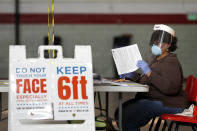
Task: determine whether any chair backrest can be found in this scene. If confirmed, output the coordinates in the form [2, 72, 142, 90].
[191, 78, 197, 102]
[191, 78, 197, 116]
[185, 75, 195, 102]
[185, 75, 194, 97]
[184, 75, 197, 116]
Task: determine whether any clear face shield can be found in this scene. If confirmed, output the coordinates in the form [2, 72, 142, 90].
[150, 30, 173, 55]
[150, 30, 173, 48]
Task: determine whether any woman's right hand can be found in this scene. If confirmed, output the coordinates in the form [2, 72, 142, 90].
[119, 72, 135, 79]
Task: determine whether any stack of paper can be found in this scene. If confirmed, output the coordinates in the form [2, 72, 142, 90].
[112, 44, 142, 75]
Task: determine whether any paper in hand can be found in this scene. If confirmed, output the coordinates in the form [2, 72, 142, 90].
[112, 44, 142, 75]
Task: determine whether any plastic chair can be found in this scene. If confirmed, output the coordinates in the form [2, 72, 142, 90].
[148, 75, 195, 131]
[160, 76, 197, 131]
[185, 75, 195, 98]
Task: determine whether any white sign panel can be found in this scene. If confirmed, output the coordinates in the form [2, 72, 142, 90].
[9, 45, 95, 131]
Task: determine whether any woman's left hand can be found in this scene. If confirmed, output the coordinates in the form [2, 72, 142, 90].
[136, 60, 151, 75]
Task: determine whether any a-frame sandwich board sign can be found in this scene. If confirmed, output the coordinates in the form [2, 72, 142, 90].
[9, 45, 95, 131]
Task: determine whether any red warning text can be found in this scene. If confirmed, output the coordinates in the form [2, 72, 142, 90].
[58, 76, 88, 100]
[16, 79, 47, 94]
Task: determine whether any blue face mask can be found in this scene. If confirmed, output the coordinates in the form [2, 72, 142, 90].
[151, 44, 162, 55]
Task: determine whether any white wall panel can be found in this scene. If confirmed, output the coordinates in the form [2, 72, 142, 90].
[1, 1, 197, 14]
[20, 2, 197, 14]
[0, 25, 14, 78]
[20, 2, 112, 14]
[112, 2, 186, 14]
[0, 1, 14, 13]
[183, 2, 197, 13]
[18, 0, 197, 2]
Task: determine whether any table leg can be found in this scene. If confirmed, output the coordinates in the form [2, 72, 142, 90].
[0, 92, 2, 121]
[98, 92, 103, 116]
[106, 92, 109, 117]
[119, 92, 123, 131]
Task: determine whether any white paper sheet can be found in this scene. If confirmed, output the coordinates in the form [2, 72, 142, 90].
[112, 44, 142, 75]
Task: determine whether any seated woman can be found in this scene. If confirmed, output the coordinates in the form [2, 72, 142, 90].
[115, 24, 189, 131]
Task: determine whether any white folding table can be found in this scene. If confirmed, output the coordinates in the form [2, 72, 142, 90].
[94, 83, 149, 131]
[0, 80, 9, 92]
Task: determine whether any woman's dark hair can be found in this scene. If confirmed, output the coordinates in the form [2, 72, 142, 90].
[168, 36, 178, 52]
[149, 30, 178, 52]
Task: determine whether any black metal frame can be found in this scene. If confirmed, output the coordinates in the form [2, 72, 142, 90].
[0, 93, 1, 120]
[94, 92, 109, 118]
[15, 0, 20, 45]
[148, 117, 162, 131]
[149, 117, 197, 131]
[163, 121, 197, 131]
